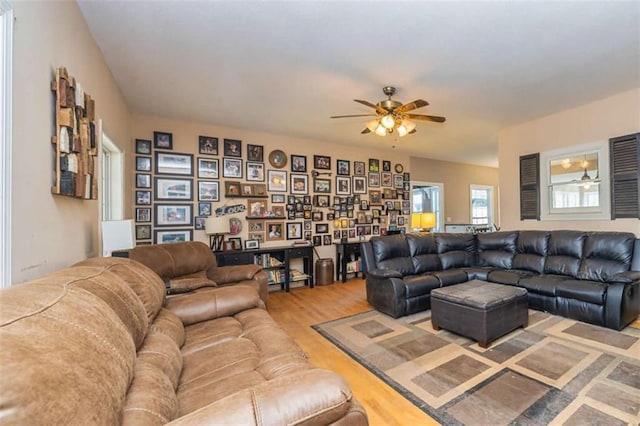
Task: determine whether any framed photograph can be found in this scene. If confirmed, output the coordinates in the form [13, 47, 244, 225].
[154, 229, 193, 244]
[286, 222, 302, 240]
[252, 183, 267, 196]
[198, 202, 212, 216]
[136, 173, 151, 188]
[369, 158, 380, 172]
[323, 235, 332, 246]
[312, 211, 323, 221]
[336, 176, 351, 195]
[222, 158, 243, 178]
[381, 172, 392, 187]
[194, 216, 206, 230]
[313, 235, 322, 246]
[228, 237, 242, 251]
[249, 221, 264, 233]
[246, 161, 265, 182]
[394, 174, 404, 189]
[271, 194, 285, 203]
[245, 239, 260, 250]
[198, 181, 219, 201]
[154, 131, 173, 150]
[197, 158, 218, 179]
[271, 205, 285, 217]
[313, 178, 331, 194]
[247, 144, 263, 162]
[368, 172, 380, 188]
[154, 177, 193, 201]
[135, 139, 152, 154]
[136, 156, 152, 172]
[266, 221, 284, 241]
[155, 151, 193, 176]
[135, 190, 151, 205]
[353, 176, 367, 194]
[248, 233, 264, 243]
[135, 224, 151, 240]
[315, 223, 329, 234]
[337, 159, 350, 176]
[224, 181, 241, 196]
[291, 155, 307, 172]
[314, 155, 331, 170]
[354, 161, 366, 176]
[154, 204, 193, 227]
[383, 160, 391, 172]
[199, 136, 218, 155]
[314, 194, 330, 207]
[248, 199, 268, 218]
[242, 183, 253, 196]
[267, 170, 287, 192]
[369, 190, 382, 205]
[290, 173, 308, 195]
[135, 207, 151, 223]
[223, 139, 242, 157]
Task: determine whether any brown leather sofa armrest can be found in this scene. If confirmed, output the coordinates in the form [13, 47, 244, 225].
[207, 264, 263, 284]
[165, 285, 264, 326]
[166, 369, 368, 425]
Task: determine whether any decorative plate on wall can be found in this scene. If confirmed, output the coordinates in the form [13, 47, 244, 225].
[269, 150, 288, 169]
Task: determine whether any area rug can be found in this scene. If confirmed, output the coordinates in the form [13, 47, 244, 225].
[313, 310, 640, 425]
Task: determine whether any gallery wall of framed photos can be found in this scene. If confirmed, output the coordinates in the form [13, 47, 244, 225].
[130, 114, 412, 259]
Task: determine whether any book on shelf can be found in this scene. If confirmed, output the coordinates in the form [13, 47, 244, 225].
[254, 253, 283, 268]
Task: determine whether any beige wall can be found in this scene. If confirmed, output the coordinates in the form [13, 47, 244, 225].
[409, 156, 500, 226]
[11, 2, 130, 283]
[498, 88, 640, 236]
[130, 114, 412, 261]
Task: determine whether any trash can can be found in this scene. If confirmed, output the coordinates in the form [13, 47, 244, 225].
[315, 258, 335, 285]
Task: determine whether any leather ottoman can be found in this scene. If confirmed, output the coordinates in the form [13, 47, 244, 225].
[431, 280, 528, 348]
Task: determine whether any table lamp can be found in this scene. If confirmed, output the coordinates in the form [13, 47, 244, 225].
[411, 212, 436, 232]
[101, 220, 134, 256]
[205, 217, 230, 251]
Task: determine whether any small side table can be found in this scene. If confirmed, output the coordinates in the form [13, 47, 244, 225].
[334, 242, 364, 283]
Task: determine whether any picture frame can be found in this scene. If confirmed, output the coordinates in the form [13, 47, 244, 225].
[135, 207, 151, 223]
[247, 199, 268, 218]
[223, 139, 242, 157]
[354, 161, 366, 176]
[197, 158, 219, 179]
[271, 194, 285, 203]
[154, 177, 193, 201]
[246, 161, 265, 182]
[242, 183, 253, 196]
[252, 183, 267, 196]
[312, 211, 323, 221]
[228, 237, 242, 251]
[336, 176, 351, 195]
[154, 204, 193, 227]
[136, 173, 151, 188]
[291, 155, 307, 172]
[154, 229, 193, 244]
[313, 194, 330, 207]
[267, 170, 287, 192]
[155, 151, 193, 176]
[369, 190, 382, 205]
[198, 136, 218, 155]
[153, 131, 173, 150]
[314, 155, 331, 170]
[135, 224, 152, 240]
[245, 239, 260, 250]
[368, 158, 380, 172]
[368, 172, 380, 188]
[290, 173, 308, 195]
[198, 180, 219, 201]
[286, 222, 303, 240]
[136, 156, 152, 172]
[323, 235, 332, 246]
[265, 221, 284, 241]
[315, 223, 329, 233]
[135, 139, 152, 155]
[313, 178, 331, 193]
[249, 221, 264, 232]
[382, 160, 391, 172]
[271, 205, 285, 217]
[337, 159, 350, 176]
[247, 144, 264, 162]
[394, 174, 404, 189]
[268, 150, 288, 168]
[224, 181, 241, 196]
[381, 172, 392, 187]
[198, 202, 212, 216]
[194, 216, 206, 230]
[313, 235, 322, 246]
[222, 158, 243, 178]
[248, 233, 264, 243]
[135, 190, 151, 205]
[353, 176, 367, 194]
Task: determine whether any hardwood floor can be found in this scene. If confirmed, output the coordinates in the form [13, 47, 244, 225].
[268, 278, 439, 426]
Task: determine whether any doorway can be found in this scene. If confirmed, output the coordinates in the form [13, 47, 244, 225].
[411, 181, 444, 232]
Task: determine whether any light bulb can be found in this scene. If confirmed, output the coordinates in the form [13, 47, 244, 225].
[374, 124, 387, 136]
[380, 114, 395, 130]
[397, 125, 408, 137]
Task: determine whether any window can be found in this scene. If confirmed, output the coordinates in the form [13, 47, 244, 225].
[470, 185, 493, 226]
[1, 2, 13, 287]
[100, 132, 124, 221]
[411, 182, 444, 232]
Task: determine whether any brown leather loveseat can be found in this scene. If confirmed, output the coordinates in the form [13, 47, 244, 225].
[0, 256, 368, 425]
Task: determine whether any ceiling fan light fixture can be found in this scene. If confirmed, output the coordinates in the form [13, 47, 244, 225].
[380, 114, 395, 130]
[374, 124, 387, 136]
[366, 120, 379, 132]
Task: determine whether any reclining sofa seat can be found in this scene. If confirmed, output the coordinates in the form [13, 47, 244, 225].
[362, 230, 640, 330]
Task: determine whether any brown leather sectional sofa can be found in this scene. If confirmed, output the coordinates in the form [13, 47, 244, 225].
[0, 250, 368, 424]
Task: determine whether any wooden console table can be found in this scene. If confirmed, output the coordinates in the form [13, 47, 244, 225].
[334, 242, 364, 283]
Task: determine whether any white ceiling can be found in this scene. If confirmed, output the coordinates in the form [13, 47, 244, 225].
[78, 1, 640, 168]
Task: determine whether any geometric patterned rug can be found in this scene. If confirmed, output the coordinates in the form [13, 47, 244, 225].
[313, 310, 640, 425]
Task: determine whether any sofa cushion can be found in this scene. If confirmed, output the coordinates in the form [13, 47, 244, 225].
[150, 308, 186, 348]
[544, 231, 586, 277]
[434, 269, 469, 286]
[436, 233, 476, 269]
[556, 279, 608, 305]
[128, 241, 217, 281]
[402, 274, 441, 297]
[371, 235, 414, 275]
[487, 269, 534, 285]
[577, 232, 636, 282]
[518, 274, 569, 296]
[407, 233, 442, 274]
[512, 231, 549, 273]
[123, 362, 179, 425]
[477, 231, 518, 269]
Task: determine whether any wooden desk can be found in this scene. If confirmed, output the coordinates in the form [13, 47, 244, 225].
[334, 242, 364, 283]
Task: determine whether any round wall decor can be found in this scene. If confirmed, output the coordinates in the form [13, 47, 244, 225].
[395, 163, 404, 173]
[269, 150, 288, 169]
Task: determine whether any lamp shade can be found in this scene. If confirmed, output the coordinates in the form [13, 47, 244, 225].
[205, 217, 230, 235]
[411, 212, 436, 230]
[101, 220, 134, 256]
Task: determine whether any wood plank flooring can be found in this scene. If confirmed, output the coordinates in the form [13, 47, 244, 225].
[268, 277, 640, 425]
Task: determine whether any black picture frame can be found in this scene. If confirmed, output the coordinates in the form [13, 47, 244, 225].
[291, 155, 307, 172]
[136, 156, 152, 172]
[154, 177, 193, 201]
[135, 207, 151, 223]
[354, 161, 366, 176]
[223, 139, 242, 157]
[337, 159, 350, 175]
[198, 202, 212, 216]
[222, 158, 243, 178]
[198, 180, 220, 201]
[198, 136, 218, 155]
[155, 151, 194, 176]
[369, 158, 380, 172]
[197, 157, 219, 179]
[135, 190, 151, 205]
[286, 222, 303, 240]
[313, 178, 331, 193]
[154, 203, 194, 227]
[136, 173, 151, 188]
[135, 224, 152, 240]
[135, 139, 151, 154]
[247, 144, 263, 162]
[154, 229, 193, 244]
[153, 131, 173, 149]
[314, 155, 331, 170]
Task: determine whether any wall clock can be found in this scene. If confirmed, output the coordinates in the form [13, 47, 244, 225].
[269, 150, 288, 169]
[395, 163, 404, 173]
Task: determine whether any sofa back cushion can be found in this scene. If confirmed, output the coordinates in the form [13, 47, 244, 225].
[407, 233, 442, 274]
[544, 230, 586, 277]
[436, 233, 476, 269]
[370, 235, 414, 275]
[512, 231, 549, 273]
[477, 231, 518, 269]
[577, 232, 636, 282]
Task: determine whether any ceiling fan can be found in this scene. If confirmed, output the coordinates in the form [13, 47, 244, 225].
[330, 86, 446, 137]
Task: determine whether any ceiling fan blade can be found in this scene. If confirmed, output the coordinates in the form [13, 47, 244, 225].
[396, 99, 429, 113]
[408, 129, 417, 134]
[361, 128, 371, 134]
[354, 99, 387, 115]
[407, 113, 446, 123]
[330, 114, 377, 119]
